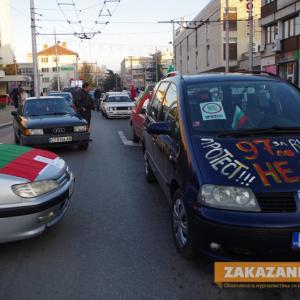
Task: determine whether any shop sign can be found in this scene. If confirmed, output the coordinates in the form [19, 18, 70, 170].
[276, 51, 299, 63]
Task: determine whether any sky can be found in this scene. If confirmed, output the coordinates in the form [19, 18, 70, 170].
[9, 0, 209, 71]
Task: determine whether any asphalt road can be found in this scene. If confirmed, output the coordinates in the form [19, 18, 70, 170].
[0, 113, 299, 300]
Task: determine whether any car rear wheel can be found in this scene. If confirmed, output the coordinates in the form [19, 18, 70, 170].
[14, 132, 20, 144]
[144, 155, 156, 183]
[132, 127, 140, 143]
[172, 189, 197, 259]
[78, 142, 89, 151]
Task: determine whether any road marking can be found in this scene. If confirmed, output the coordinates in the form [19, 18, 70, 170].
[118, 131, 141, 147]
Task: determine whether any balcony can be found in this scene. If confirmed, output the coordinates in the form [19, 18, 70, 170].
[261, 1, 277, 18]
[282, 35, 300, 52]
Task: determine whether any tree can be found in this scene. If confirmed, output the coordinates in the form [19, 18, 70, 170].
[103, 69, 120, 92]
[78, 62, 94, 86]
[4, 63, 18, 75]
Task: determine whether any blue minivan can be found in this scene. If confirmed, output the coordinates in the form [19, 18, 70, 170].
[143, 72, 300, 260]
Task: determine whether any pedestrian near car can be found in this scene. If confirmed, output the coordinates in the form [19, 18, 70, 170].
[10, 83, 22, 109]
[73, 82, 95, 126]
[94, 88, 101, 112]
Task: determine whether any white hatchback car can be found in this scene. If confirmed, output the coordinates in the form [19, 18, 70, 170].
[101, 92, 134, 118]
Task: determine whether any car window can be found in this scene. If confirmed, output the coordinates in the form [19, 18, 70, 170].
[23, 98, 75, 116]
[149, 81, 169, 121]
[161, 83, 177, 121]
[186, 80, 300, 133]
[166, 101, 180, 139]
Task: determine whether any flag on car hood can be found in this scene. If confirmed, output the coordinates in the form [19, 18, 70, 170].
[0, 144, 58, 181]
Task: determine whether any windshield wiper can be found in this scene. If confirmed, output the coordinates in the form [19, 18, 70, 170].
[217, 126, 300, 137]
[44, 112, 73, 115]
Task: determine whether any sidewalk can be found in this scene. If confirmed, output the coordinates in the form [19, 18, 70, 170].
[0, 106, 14, 128]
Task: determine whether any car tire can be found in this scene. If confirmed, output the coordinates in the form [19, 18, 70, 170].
[14, 132, 20, 144]
[132, 128, 140, 143]
[78, 142, 89, 151]
[144, 155, 156, 183]
[171, 189, 197, 259]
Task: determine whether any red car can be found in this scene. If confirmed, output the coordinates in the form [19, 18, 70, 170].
[130, 90, 151, 142]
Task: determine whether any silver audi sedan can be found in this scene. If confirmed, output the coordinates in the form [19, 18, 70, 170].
[0, 143, 74, 242]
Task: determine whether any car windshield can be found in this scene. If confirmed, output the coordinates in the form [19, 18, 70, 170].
[23, 98, 75, 116]
[107, 96, 131, 102]
[186, 80, 300, 134]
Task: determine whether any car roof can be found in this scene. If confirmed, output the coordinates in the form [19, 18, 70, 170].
[170, 73, 281, 84]
[26, 96, 65, 101]
[106, 92, 129, 97]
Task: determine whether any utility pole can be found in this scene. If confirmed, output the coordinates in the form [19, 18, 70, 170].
[172, 20, 176, 69]
[225, 0, 230, 73]
[249, 0, 253, 71]
[54, 29, 61, 91]
[30, 0, 40, 97]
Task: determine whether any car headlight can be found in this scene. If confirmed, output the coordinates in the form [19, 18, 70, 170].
[12, 180, 59, 198]
[198, 184, 260, 212]
[74, 125, 87, 132]
[24, 128, 44, 135]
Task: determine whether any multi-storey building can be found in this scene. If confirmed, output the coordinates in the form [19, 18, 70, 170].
[174, 0, 261, 74]
[37, 43, 78, 93]
[260, 0, 300, 85]
[120, 49, 173, 89]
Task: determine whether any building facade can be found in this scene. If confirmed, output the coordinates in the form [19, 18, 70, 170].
[174, 0, 261, 74]
[37, 43, 78, 93]
[120, 49, 173, 89]
[260, 0, 300, 86]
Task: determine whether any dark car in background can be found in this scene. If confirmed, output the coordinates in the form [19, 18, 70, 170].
[12, 96, 90, 150]
[143, 72, 300, 260]
[48, 92, 73, 104]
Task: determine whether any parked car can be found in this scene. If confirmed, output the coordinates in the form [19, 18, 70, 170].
[12, 96, 90, 150]
[143, 72, 300, 260]
[0, 143, 74, 242]
[130, 89, 152, 142]
[101, 92, 134, 118]
[48, 92, 73, 104]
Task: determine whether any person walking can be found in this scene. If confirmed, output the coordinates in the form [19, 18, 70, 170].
[10, 83, 22, 109]
[94, 87, 101, 112]
[73, 82, 95, 126]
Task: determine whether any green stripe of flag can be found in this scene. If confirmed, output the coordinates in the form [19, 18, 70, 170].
[0, 144, 32, 169]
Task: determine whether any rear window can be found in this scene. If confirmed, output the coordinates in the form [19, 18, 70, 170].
[186, 80, 300, 133]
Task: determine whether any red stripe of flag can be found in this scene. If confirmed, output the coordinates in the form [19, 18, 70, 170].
[0, 149, 58, 181]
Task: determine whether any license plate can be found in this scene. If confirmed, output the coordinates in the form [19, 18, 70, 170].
[49, 136, 72, 143]
[292, 232, 300, 249]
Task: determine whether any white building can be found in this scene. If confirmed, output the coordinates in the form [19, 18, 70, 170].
[0, 0, 25, 94]
[174, 0, 261, 74]
[37, 43, 78, 93]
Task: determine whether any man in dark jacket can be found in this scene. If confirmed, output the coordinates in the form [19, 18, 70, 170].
[11, 83, 22, 109]
[74, 82, 95, 126]
[94, 88, 101, 112]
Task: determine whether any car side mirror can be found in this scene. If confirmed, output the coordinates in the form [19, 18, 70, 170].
[146, 121, 171, 135]
[11, 111, 18, 117]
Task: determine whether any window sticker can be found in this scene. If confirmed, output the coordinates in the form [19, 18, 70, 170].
[200, 101, 226, 121]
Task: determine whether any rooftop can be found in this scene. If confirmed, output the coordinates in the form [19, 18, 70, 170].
[37, 44, 77, 57]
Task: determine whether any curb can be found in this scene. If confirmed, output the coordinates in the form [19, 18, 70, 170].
[0, 121, 12, 129]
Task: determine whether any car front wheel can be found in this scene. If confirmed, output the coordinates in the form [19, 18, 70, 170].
[144, 155, 156, 183]
[78, 142, 89, 151]
[172, 189, 197, 259]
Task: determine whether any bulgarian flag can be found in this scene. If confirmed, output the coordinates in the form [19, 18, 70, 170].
[232, 106, 249, 129]
[0, 144, 58, 181]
